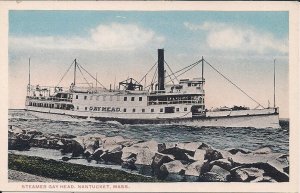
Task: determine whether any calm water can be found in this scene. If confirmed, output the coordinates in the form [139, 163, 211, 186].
[8, 109, 289, 154]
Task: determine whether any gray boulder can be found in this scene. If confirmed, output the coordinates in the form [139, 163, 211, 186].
[253, 147, 273, 154]
[225, 147, 252, 155]
[26, 129, 43, 136]
[210, 165, 231, 181]
[92, 148, 104, 161]
[99, 144, 123, 164]
[231, 162, 289, 182]
[251, 176, 277, 182]
[231, 167, 264, 182]
[205, 148, 223, 161]
[161, 147, 193, 161]
[199, 172, 227, 182]
[121, 157, 137, 170]
[152, 153, 175, 175]
[159, 160, 186, 181]
[177, 142, 203, 154]
[193, 149, 206, 161]
[185, 160, 210, 182]
[30, 136, 47, 148]
[210, 159, 233, 171]
[121, 146, 140, 162]
[135, 148, 156, 176]
[132, 140, 159, 153]
[102, 136, 126, 148]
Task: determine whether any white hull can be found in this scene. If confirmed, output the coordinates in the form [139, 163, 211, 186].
[25, 106, 280, 129]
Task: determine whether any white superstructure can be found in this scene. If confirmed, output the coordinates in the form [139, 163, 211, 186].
[25, 49, 280, 128]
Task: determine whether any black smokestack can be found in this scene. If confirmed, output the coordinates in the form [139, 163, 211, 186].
[158, 49, 165, 91]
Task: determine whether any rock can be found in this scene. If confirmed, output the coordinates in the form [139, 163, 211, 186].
[283, 166, 289, 174]
[185, 160, 210, 182]
[210, 165, 231, 181]
[92, 148, 104, 161]
[104, 144, 123, 153]
[161, 147, 193, 161]
[253, 147, 273, 154]
[177, 142, 203, 153]
[198, 142, 211, 150]
[193, 149, 206, 161]
[100, 144, 123, 164]
[152, 153, 175, 175]
[228, 152, 285, 166]
[205, 148, 223, 162]
[60, 139, 74, 154]
[232, 162, 289, 182]
[26, 129, 43, 136]
[231, 167, 264, 182]
[62, 156, 70, 161]
[228, 152, 289, 182]
[132, 140, 159, 153]
[251, 176, 277, 182]
[159, 160, 186, 181]
[100, 151, 122, 164]
[198, 172, 227, 182]
[157, 143, 166, 153]
[56, 140, 64, 148]
[225, 148, 252, 155]
[70, 139, 85, 157]
[48, 139, 62, 149]
[121, 157, 137, 170]
[31, 136, 47, 148]
[61, 134, 77, 139]
[135, 148, 156, 176]
[83, 138, 100, 157]
[102, 136, 126, 148]
[210, 159, 233, 171]
[121, 146, 140, 161]
[9, 126, 24, 135]
[269, 154, 289, 172]
[8, 134, 33, 151]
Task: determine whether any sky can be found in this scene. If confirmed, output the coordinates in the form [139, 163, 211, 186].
[8, 11, 289, 118]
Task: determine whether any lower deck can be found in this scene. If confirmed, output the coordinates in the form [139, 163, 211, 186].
[25, 106, 280, 128]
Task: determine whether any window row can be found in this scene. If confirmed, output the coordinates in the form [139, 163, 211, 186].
[75, 95, 143, 102]
[79, 107, 188, 113]
[28, 102, 74, 110]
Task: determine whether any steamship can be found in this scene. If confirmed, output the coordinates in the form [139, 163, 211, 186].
[25, 49, 280, 128]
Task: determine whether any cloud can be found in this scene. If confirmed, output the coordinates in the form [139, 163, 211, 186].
[184, 22, 288, 54]
[9, 23, 165, 51]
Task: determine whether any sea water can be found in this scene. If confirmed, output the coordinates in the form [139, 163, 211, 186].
[8, 109, 289, 154]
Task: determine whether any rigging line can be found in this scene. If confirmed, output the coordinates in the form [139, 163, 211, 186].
[164, 61, 179, 82]
[76, 63, 106, 89]
[77, 65, 92, 88]
[165, 70, 175, 85]
[203, 59, 265, 108]
[56, 60, 75, 87]
[147, 67, 158, 91]
[138, 62, 157, 84]
[165, 61, 200, 84]
[151, 67, 158, 85]
[164, 59, 202, 79]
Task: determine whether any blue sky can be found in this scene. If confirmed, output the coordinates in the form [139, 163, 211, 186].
[8, 11, 289, 118]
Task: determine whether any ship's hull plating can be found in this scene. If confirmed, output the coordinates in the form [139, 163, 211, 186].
[25, 107, 280, 129]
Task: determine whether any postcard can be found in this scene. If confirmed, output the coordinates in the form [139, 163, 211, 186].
[0, 1, 299, 192]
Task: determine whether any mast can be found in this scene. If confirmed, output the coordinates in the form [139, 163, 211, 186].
[202, 56, 204, 82]
[74, 59, 77, 86]
[273, 59, 276, 108]
[28, 57, 31, 95]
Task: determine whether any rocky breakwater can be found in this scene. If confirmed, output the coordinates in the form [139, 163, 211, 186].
[8, 125, 289, 182]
